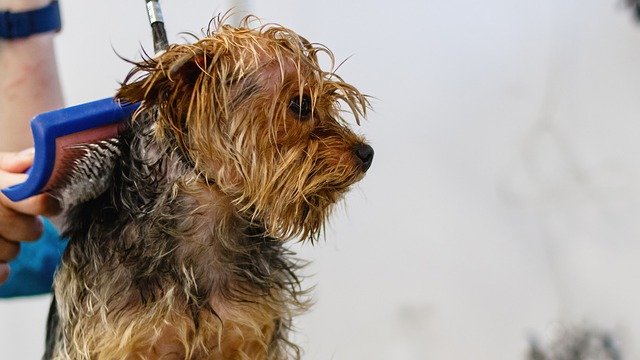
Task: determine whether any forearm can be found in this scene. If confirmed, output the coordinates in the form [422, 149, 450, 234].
[0, 0, 64, 151]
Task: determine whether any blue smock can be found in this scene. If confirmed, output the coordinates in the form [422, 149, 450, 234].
[0, 218, 66, 297]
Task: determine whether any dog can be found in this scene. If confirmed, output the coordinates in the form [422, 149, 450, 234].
[45, 17, 373, 360]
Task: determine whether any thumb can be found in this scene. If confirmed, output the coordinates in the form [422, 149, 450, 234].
[0, 148, 35, 173]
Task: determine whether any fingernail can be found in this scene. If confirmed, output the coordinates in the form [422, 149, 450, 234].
[19, 147, 35, 158]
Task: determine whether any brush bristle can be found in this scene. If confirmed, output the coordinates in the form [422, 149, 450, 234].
[51, 138, 121, 207]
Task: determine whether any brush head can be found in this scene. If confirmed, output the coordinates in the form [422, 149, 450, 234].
[1, 98, 139, 206]
[50, 138, 122, 207]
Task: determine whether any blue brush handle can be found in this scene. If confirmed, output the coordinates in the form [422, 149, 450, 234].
[1, 98, 140, 202]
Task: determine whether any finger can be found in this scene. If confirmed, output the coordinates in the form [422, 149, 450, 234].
[0, 149, 35, 173]
[0, 237, 20, 261]
[0, 170, 28, 189]
[0, 210, 43, 242]
[0, 192, 61, 217]
[0, 263, 8, 284]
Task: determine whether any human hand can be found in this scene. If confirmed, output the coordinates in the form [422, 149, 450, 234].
[0, 149, 61, 283]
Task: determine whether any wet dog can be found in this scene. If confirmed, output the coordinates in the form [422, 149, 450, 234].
[46, 17, 373, 359]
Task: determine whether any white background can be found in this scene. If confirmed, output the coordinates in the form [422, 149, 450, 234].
[3, 0, 640, 359]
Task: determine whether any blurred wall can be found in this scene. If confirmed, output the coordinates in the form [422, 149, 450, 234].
[2, 1, 640, 359]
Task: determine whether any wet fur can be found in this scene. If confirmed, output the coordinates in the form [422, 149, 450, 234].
[46, 17, 370, 360]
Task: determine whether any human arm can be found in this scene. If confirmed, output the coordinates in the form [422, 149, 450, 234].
[0, 0, 64, 151]
[0, 0, 65, 293]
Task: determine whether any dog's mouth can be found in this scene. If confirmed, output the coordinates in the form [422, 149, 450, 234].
[243, 177, 353, 241]
[209, 138, 372, 241]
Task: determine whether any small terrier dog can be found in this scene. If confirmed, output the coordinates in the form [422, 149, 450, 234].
[45, 18, 373, 359]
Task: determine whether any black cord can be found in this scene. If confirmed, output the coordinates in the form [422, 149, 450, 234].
[145, 0, 168, 53]
[150, 22, 168, 53]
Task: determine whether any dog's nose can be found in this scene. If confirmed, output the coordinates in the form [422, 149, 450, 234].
[354, 144, 374, 172]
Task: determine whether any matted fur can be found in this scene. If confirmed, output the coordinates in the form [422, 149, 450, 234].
[47, 16, 371, 360]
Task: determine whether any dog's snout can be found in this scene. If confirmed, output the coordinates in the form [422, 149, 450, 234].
[354, 144, 374, 172]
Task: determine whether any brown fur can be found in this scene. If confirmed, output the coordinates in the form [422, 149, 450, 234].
[48, 17, 372, 360]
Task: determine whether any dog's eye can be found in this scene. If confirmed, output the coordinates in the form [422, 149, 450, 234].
[288, 95, 312, 120]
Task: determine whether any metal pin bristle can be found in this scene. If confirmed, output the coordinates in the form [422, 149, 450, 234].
[53, 139, 122, 207]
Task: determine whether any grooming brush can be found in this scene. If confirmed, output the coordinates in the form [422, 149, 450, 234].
[1, 1, 169, 206]
[1, 98, 139, 205]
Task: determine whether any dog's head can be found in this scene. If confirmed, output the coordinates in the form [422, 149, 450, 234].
[118, 19, 373, 240]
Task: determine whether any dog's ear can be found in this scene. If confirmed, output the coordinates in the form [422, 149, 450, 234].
[117, 49, 212, 104]
[169, 50, 210, 86]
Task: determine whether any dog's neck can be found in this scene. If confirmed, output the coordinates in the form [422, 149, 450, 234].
[120, 112, 298, 304]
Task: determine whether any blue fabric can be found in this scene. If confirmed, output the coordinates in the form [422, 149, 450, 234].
[0, 218, 66, 298]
